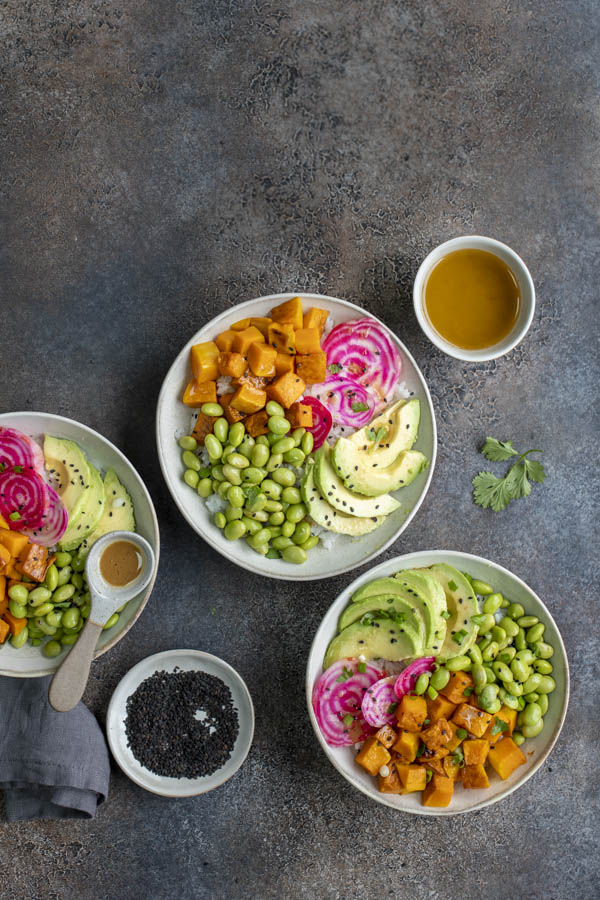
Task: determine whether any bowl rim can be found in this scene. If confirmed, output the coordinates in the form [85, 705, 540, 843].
[413, 235, 536, 362]
[106, 648, 255, 797]
[156, 291, 438, 581]
[305, 548, 570, 816]
[0, 410, 160, 677]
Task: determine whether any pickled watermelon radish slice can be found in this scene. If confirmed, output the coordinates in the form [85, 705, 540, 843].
[21, 483, 68, 546]
[312, 659, 384, 746]
[361, 675, 399, 727]
[300, 396, 332, 450]
[322, 318, 403, 402]
[310, 377, 376, 428]
[0, 467, 48, 531]
[394, 657, 436, 699]
[0, 427, 45, 476]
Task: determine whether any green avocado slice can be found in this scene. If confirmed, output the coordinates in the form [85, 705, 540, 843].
[426, 563, 479, 660]
[393, 569, 448, 654]
[59, 462, 105, 550]
[347, 397, 421, 467]
[323, 618, 419, 669]
[43, 436, 91, 530]
[301, 463, 386, 536]
[338, 594, 426, 648]
[351, 575, 444, 652]
[78, 469, 136, 555]
[332, 442, 428, 497]
[314, 444, 401, 517]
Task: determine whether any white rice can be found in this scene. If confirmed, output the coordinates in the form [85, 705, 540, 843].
[204, 494, 226, 514]
[216, 375, 233, 396]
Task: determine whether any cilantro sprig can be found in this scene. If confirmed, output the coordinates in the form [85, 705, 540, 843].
[473, 437, 546, 512]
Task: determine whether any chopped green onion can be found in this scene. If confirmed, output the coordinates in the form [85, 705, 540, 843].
[343, 713, 354, 727]
[453, 629, 468, 644]
[357, 662, 366, 673]
[456, 728, 468, 740]
[8, 511, 21, 521]
[448, 580, 458, 591]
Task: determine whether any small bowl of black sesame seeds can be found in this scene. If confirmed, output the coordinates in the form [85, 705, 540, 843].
[107, 649, 254, 797]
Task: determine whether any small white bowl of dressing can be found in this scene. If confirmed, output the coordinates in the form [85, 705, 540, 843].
[413, 236, 536, 362]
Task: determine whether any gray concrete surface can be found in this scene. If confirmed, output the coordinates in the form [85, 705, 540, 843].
[1, 0, 598, 897]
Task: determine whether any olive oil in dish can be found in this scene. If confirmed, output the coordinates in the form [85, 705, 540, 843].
[100, 539, 144, 586]
[424, 249, 521, 350]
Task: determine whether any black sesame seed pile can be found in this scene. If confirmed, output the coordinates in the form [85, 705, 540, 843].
[124, 668, 239, 779]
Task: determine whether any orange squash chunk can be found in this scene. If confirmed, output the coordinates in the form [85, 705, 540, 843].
[452, 703, 492, 738]
[463, 739, 490, 766]
[250, 317, 273, 338]
[0, 617, 10, 643]
[0, 576, 7, 616]
[392, 729, 420, 763]
[268, 322, 296, 355]
[3, 609, 27, 636]
[445, 720, 466, 753]
[271, 296, 303, 330]
[422, 773, 454, 807]
[182, 380, 217, 408]
[442, 755, 461, 781]
[190, 342, 219, 383]
[230, 318, 251, 331]
[396, 763, 427, 792]
[244, 411, 269, 437]
[16, 544, 50, 582]
[247, 342, 277, 377]
[192, 412, 217, 446]
[440, 671, 475, 705]
[0, 530, 29, 558]
[294, 327, 321, 355]
[0, 514, 9, 529]
[374, 724, 397, 749]
[462, 763, 490, 789]
[420, 717, 452, 751]
[355, 736, 391, 776]
[303, 307, 329, 335]
[422, 756, 446, 777]
[220, 394, 246, 425]
[218, 352, 247, 379]
[231, 326, 264, 355]
[482, 707, 518, 746]
[286, 403, 313, 428]
[426, 694, 457, 723]
[215, 330, 237, 352]
[266, 371, 305, 409]
[230, 383, 267, 414]
[378, 767, 405, 794]
[0, 544, 11, 570]
[488, 737, 526, 780]
[295, 351, 327, 384]
[396, 694, 428, 733]
[275, 352, 295, 375]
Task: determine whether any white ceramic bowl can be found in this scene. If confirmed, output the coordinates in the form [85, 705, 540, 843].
[306, 550, 569, 816]
[413, 236, 536, 362]
[106, 649, 255, 797]
[156, 293, 437, 581]
[0, 412, 160, 678]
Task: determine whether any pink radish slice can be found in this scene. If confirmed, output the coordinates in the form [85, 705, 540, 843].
[312, 659, 384, 746]
[311, 377, 376, 428]
[394, 657, 436, 699]
[0, 427, 45, 476]
[361, 675, 399, 727]
[300, 396, 332, 449]
[21, 483, 68, 546]
[322, 318, 403, 401]
[0, 468, 48, 531]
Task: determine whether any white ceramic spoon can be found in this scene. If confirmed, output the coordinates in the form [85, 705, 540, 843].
[48, 531, 155, 712]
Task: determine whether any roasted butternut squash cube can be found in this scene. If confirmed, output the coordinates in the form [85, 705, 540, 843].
[0, 530, 29, 558]
[355, 736, 391, 776]
[230, 383, 267, 414]
[0, 544, 11, 569]
[218, 351, 247, 379]
[374, 724, 397, 749]
[378, 767, 405, 794]
[192, 412, 217, 446]
[266, 371, 306, 409]
[452, 703, 492, 738]
[182, 380, 217, 408]
[244, 411, 269, 437]
[422, 756, 446, 776]
[295, 351, 327, 384]
[286, 403, 313, 428]
[417, 746, 449, 768]
[271, 295, 303, 330]
[462, 763, 490, 789]
[275, 352, 295, 375]
[426, 694, 457, 723]
[396, 695, 428, 733]
[190, 342, 219, 383]
[303, 306, 329, 335]
[445, 721, 467, 753]
[392, 729, 420, 763]
[0, 576, 7, 617]
[0, 514, 8, 529]
[215, 330, 237, 352]
[236, 372, 271, 391]
[231, 326, 264, 356]
[4, 564, 21, 579]
[420, 717, 452, 751]
[396, 763, 427, 792]
[294, 327, 321, 355]
[0, 617, 10, 644]
[463, 739, 490, 766]
[442, 755, 462, 780]
[440, 671, 475, 705]
[482, 707, 518, 746]
[231, 317, 251, 331]
[16, 544, 50, 582]
[488, 737, 526, 780]
[247, 342, 277, 377]
[220, 394, 246, 425]
[250, 317, 273, 338]
[3, 609, 27, 636]
[422, 774, 454, 807]
[268, 322, 296, 355]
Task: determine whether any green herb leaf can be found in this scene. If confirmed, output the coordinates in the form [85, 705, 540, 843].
[523, 457, 546, 484]
[472, 471, 515, 511]
[343, 713, 354, 727]
[451, 747, 464, 766]
[243, 484, 261, 504]
[441, 610, 451, 620]
[456, 728, 468, 740]
[481, 437, 519, 462]
[453, 629, 468, 644]
[8, 511, 21, 521]
[351, 401, 369, 413]
[387, 702, 398, 715]
[425, 769, 433, 783]
[357, 662, 366, 673]
[463, 686, 473, 696]
[491, 717, 509, 736]
[336, 666, 354, 683]
[13, 465, 23, 473]
[447, 580, 458, 591]
[328, 363, 343, 374]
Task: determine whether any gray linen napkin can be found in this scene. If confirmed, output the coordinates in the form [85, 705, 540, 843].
[0, 675, 110, 820]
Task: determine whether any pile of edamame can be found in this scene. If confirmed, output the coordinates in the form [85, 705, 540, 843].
[180, 400, 318, 564]
[5, 548, 124, 657]
[411, 576, 556, 746]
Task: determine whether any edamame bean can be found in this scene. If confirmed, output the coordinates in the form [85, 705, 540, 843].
[226, 486, 245, 508]
[498, 688, 520, 710]
[261, 479, 281, 499]
[482, 593, 503, 614]
[263, 500, 283, 512]
[266, 453, 283, 472]
[267, 432, 280, 446]
[445, 655, 471, 672]
[512, 732, 525, 746]
[270, 536, 292, 550]
[281, 521, 295, 538]
[8, 584, 30, 605]
[272, 468, 296, 487]
[81, 602, 90, 619]
[521, 673, 542, 695]
[521, 719, 544, 739]
[34, 602, 54, 618]
[57, 565, 73, 586]
[517, 614, 539, 628]
[55, 551, 72, 568]
[228, 422, 245, 447]
[534, 641, 554, 659]
[222, 464, 242, 485]
[253, 528, 272, 545]
[523, 692, 539, 703]
[500, 616, 520, 638]
[292, 521, 311, 545]
[283, 448, 305, 467]
[72, 573, 84, 591]
[427, 686, 438, 701]
[255, 435, 270, 447]
[221, 445, 235, 462]
[61, 633, 78, 646]
[500, 597, 510, 608]
[247, 509, 269, 522]
[225, 505, 243, 522]
[498, 647, 516, 663]
[479, 684, 500, 706]
[44, 564, 59, 592]
[510, 659, 530, 682]
[483, 697, 502, 714]
[266, 400, 285, 417]
[415, 673, 430, 695]
[282, 545, 307, 565]
[213, 418, 229, 444]
[184, 468, 199, 488]
[291, 428, 305, 446]
[430, 667, 451, 691]
[478, 637, 492, 655]
[286, 503, 307, 523]
[35, 617, 56, 636]
[515, 649, 535, 664]
[212, 465, 225, 482]
[301, 431, 314, 454]
[533, 659, 553, 675]
[472, 664, 487, 693]
[271, 437, 295, 455]
[506, 602, 524, 619]
[205, 434, 223, 460]
[242, 516, 261, 536]
[268, 416, 291, 436]
[61, 608, 80, 630]
[218, 481, 231, 499]
[471, 579, 494, 595]
[182, 449, 201, 472]
[228, 453, 250, 469]
[538, 694, 549, 715]
[9, 600, 27, 619]
[197, 478, 213, 498]
[281, 486, 302, 505]
[527, 623, 545, 643]
[300, 536, 319, 551]
[481, 641, 499, 662]
[536, 675, 555, 694]
[514, 627, 528, 651]
[472, 613, 495, 634]
[224, 521, 247, 541]
[45, 610, 63, 628]
[492, 660, 513, 683]
[251, 444, 270, 468]
[53, 584, 75, 603]
[243, 467, 267, 484]
[201, 402, 223, 416]
[269, 512, 285, 526]
[504, 679, 523, 697]
[214, 512, 226, 529]
[238, 436, 256, 459]
[103, 613, 120, 630]
[468, 644, 483, 665]
[490, 625, 507, 644]
[42, 638, 62, 657]
[247, 537, 267, 555]
[28, 586, 52, 607]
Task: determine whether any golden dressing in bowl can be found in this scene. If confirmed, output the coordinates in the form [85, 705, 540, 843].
[424, 249, 521, 350]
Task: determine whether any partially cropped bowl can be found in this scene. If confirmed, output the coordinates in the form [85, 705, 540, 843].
[306, 549, 569, 816]
[413, 235, 535, 362]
